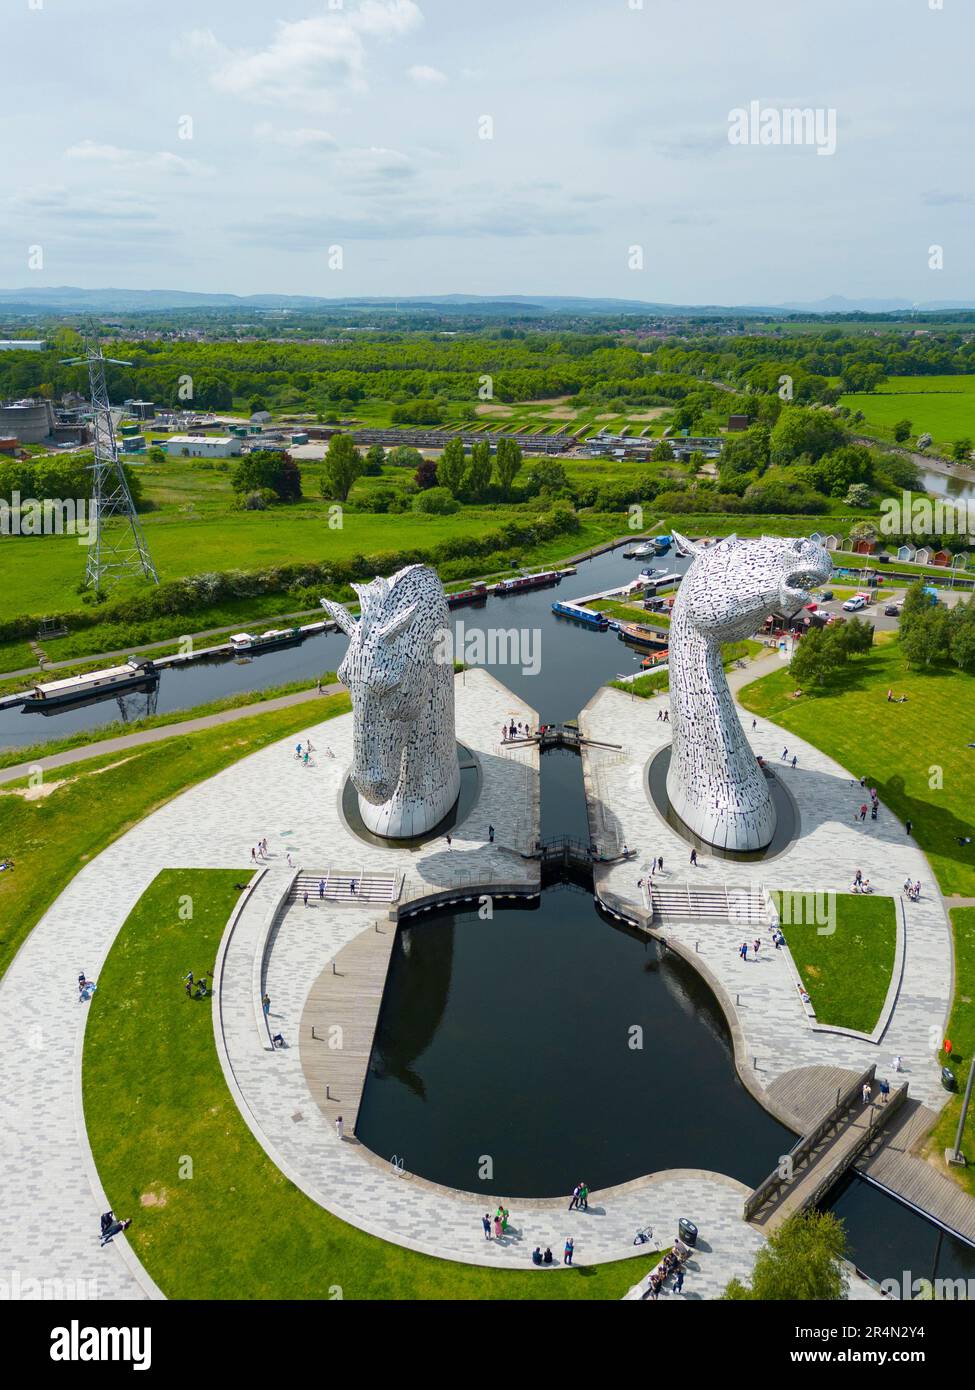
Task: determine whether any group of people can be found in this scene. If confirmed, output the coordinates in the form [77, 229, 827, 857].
[851, 777, 881, 823]
[780, 748, 799, 769]
[294, 739, 317, 766]
[532, 1239, 574, 1267]
[482, 1206, 511, 1240]
[567, 1182, 590, 1211]
[645, 1247, 686, 1300]
[738, 938, 763, 961]
[904, 877, 923, 901]
[862, 1078, 892, 1106]
[250, 838, 270, 863]
[655, 709, 670, 723]
[184, 970, 209, 999]
[99, 1210, 131, 1246]
[851, 869, 874, 894]
[501, 720, 534, 742]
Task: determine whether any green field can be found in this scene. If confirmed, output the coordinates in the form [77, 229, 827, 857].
[771, 893, 897, 1034]
[0, 693, 349, 979]
[738, 640, 975, 897]
[82, 868, 656, 1300]
[840, 375, 975, 455]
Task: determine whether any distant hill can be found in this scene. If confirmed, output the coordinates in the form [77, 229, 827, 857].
[0, 286, 973, 316]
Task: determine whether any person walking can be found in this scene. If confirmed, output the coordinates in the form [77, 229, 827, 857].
[878, 1077, 890, 1106]
[568, 1183, 581, 1211]
[579, 1183, 589, 1212]
[657, 856, 664, 873]
[488, 825, 495, 843]
[303, 890, 309, 908]
[319, 878, 325, 900]
[690, 848, 697, 866]
[906, 819, 913, 835]
[752, 937, 760, 958]
[335, 1115, 344, 1140]
[482, 1213, 492, 1240]
[791, 755, 798, 769]
[752, 718, 757, 730]
[251, 847, 257, 863]
[862, 1082, 872, 1106]
[739, 941, 748, 961]
[564, 1237, 574, 1266]
[673, 1266, 684, 1295]
[262, 993, 270, 1017]
[493, 1214, 503, 1240]
[781, 747, 788, 760]
[445, 834, 452, 851]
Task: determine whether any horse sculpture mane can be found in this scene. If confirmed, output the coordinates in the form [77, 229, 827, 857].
[666, 532, 832, 851]
[323, 564, 460, 839]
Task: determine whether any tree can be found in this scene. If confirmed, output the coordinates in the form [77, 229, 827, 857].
[894, 419, 912, 443]
[231, 450, 301, 503]
[248, 395, 269, 417]
[436, 436, 467, 496]
[147, 446, 166, 465]
[723, 1212, 847, 1300]
[789, 627, 839, 688]
[465, 440, 493, 498]
[950, 601, 975, 674]
[952, 437, 973, 462]
[900, 580, 934, 631]
[320, 434, 362, 502]
[650, 439, 675, 462]
[900, 606, 951, 668]
[363, 444, 385, 476]
[387, 445, 424, 470]
[770, 407, 847, 466]
[414, 458, 438, 490]
[413, 485, 459, 515]
[494, 437, 523, 494]
[844, 482, 872, 507]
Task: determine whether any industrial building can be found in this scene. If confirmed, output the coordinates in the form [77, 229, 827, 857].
[0, 398, 56, 443]
[0, 340, 46, 351]
[166, 434, 243, 458]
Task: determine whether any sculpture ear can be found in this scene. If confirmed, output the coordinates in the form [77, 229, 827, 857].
[321, 599, 358, 637]
[671, 530, 701, 556]
[377, 602, 419, 644]
[714, 532, 738, 550]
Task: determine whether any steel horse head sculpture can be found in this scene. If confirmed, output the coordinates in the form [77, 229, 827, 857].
[666, 532, 832, 851]
[323, 564, 460, 838]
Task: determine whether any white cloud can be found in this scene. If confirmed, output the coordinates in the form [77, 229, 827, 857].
[182, 3, 424, 112]
[408, 64, 447, 85]
[254, 123, 338, 151]
[64, 141, 209, 176]
[336, 146, 416, 183]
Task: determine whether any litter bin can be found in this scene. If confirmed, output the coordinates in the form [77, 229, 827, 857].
[941, 1066, 957, 1092]
[678, 1217, 698, 1247]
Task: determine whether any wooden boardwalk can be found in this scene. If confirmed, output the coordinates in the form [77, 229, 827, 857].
[767, 1064, 863, 1133]
[858, 1100, 975, 1245]
[298, 917, 397, 1136]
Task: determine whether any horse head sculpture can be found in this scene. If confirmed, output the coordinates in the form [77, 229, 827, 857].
[666, 533, 832, 851]
[323, 564, 460, 838]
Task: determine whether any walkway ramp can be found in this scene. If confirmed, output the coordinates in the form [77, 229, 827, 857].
[857, 1099, 975, 1246]
[746, 1066, 908, 1231]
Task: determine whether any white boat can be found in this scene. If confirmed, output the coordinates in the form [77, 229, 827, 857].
[624, 542, 655, 559]
[229, 627, 303, 654]
[23, 659, 158, 710]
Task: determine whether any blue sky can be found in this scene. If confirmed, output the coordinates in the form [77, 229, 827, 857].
[2, 0, 972, 303]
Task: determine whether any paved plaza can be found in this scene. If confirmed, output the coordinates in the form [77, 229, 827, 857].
[581, 678, 954, 1116]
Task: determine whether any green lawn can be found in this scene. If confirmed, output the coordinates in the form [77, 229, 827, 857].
[840, 375, 975, 456]
[82, 869, 654, 1300]
[738, 640, 975, 897]
[0, 694, 349, 980]
[771, 892, 897, 1034]
[924, 907, 975, 1192]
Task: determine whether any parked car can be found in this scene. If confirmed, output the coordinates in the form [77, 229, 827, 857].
[821, 589, 834, 601]
[843, 596, 866, 612]
[884, 603, 901, 617]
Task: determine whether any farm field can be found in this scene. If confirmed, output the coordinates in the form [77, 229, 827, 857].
[840, 375, 975, 454]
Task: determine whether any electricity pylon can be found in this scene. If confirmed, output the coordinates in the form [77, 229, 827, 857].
[61, 323, 158, 592]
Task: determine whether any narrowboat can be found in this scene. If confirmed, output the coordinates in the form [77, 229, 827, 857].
[21, 659, 158, 711]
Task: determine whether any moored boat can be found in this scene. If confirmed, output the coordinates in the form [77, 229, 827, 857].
[22, 659, 158, 711]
